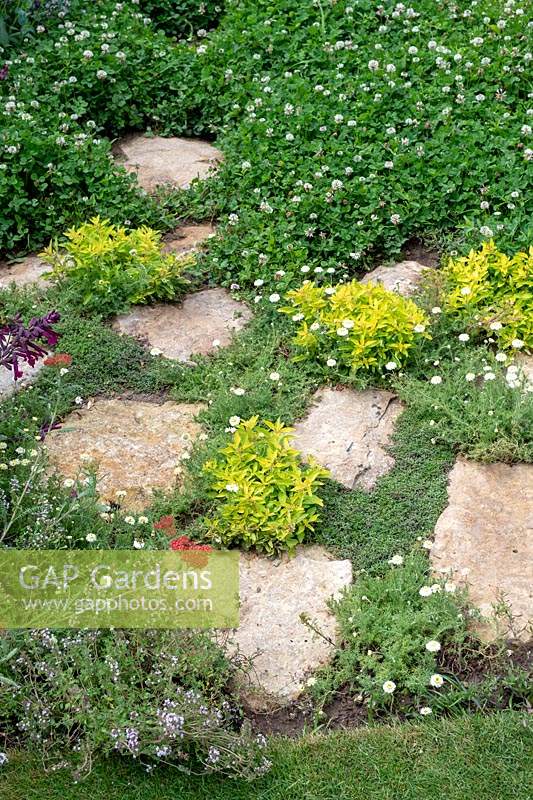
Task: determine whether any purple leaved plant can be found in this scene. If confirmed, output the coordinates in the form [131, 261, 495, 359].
[0, 311, 61, 380]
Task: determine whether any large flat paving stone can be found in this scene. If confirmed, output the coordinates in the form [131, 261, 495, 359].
[431, 458, 533, 641]
[292, 387, 402, 491]
[117, 135, 222, 192]
[360, 260, 431, 296]
[113, 289, 252, 363]
[45, 398, 205, 510]
[232, 545, 352, 709]
[0, 256, 49, 290]
[0, 360, 44, 399]
[162, 223, 215, 255]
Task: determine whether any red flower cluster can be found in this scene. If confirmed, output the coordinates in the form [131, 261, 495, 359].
[154, 515, 176, 535]
[44, 352, 72, 367]
[154, 516, 211, 567]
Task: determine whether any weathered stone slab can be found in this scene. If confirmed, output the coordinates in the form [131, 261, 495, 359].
[162, 223, 215, 255]
[117, 135, 222, 191]
[231, 545, 352, 709]
[292, 387, 402, 491]
[113, 289, 252, 363]
[45, 398, 205, 510]
[0, 256, 49, 290]
[431, 458, 533, 641]
[0, 360, 44, 398]
[360, 260, 430, 296]
[515, 354, 533, 391]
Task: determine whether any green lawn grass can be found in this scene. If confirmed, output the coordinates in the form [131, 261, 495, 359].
[2, 714, 531, 800]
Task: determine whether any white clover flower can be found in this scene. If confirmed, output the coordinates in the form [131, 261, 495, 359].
[225, 483, 239, 493]
[59, 367, 69, 376]
[229, 415, 241, 427]
[458, 333, 470, 342]
[495, 352, 507, 362]
[431, 306, 442, 314]
[253, 279, 264, 287]
[269, 293, 280, 303]
[138, 516, 149, 524]
[422, 539, 433, 549]
[342, 319, 355, 329]
[63, 478, 75, 488]
[230, 387, 246, 396]
[150, 347, 162, 356]
[124, 516, 136, 525]
[430, 375, 442, 385]
[444, 582, 456, 593]
[337, 327, 349, 337]
[460, 286, 471, 296]
[83, 49, 93, 58]
[368, 59, 380, 71]
[512, 338, 524, 349]
[269, 372, 280, 381]
[133, 539, 145, 549]
[75, 396, 84, 405]
[390, 213, 401, 225]
[382, 680, 396, 694]
[483, 371, 496, 381]
[388, 554, 404, 566]
[465, 372, 476, 382]
[479, 225, 493, 236]
[325, 287, 336, 295]
[419, 586, 433, 597]
[326, 358, 337, 367]
[86, 533, 97, 543]
[385, 361, 397, 371]
[425, 640, 441, 653]
[430, 673, 444, 688]
[419, 706, 433, 715]
[414, 324, 426, 333]
[490, 321, 502, 330]
[96, 69, 108, 79]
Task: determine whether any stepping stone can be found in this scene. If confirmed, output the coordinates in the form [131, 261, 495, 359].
[431, 458, 533, 641]
[0, 256, 49, 290]
[516, 354, 533, 391]
[360, 260, 431, 296]
[45, 398, 205, 510]
[0, 360, 44, 399]
[231, 545, 352, 709]
[113, 288, 252, 363]
[292, 387, 403, 491]
[162, 223, 215, 255]
[117, 135, 222, 192]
